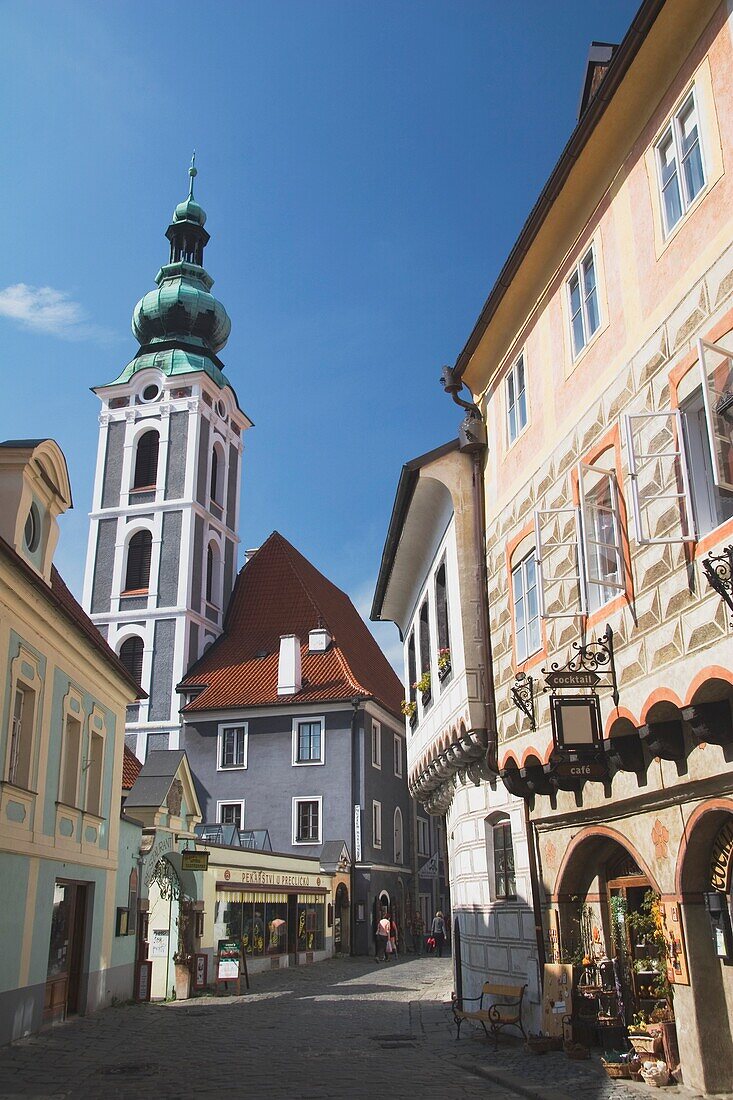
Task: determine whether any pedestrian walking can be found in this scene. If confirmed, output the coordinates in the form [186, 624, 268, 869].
[375, 909, 390, 962]
[431, 910, 446, 958]
[389, 916, 399, 960]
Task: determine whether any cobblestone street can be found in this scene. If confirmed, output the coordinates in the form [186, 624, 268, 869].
[0, 956, 712, 1100]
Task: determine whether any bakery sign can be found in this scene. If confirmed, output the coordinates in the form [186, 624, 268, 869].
[221, 869, 323, 888]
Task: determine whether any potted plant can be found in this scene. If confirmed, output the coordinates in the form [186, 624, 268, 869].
[414, 672, 431, 706]
[437, 647, 452, 681]
[400, 699, 417, 728]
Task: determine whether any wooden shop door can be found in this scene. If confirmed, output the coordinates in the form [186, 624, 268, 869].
[44, 881, 87, 1025]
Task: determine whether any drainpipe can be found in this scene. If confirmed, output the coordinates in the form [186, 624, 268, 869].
[441, 366, 546, 987]
[349, 695, 362, 957]
[440, 366, 497, 773]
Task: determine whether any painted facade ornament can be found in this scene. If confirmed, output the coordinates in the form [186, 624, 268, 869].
[652, 818, 670, 859]
[167, 779, 183, 817]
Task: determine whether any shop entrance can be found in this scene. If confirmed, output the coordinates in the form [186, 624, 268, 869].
[334, 883, 349, 955]
[555, 831, 665, 1047]
[677, 802, 733, 1092]
[287, 895, 298, 966]
[44, 880, 88, 1026]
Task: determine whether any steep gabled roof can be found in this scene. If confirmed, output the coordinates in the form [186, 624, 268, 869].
[122, 744, 143, 790]
[179, 531, 403, 717]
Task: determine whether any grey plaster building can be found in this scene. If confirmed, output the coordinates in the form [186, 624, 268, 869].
[179, 531, 412, 956]
[82, 160, 251, 759]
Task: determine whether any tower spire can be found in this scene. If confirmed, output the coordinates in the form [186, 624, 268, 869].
[188, 151, 197, 199]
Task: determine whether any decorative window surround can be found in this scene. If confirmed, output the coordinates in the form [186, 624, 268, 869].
[293, 796, 322, 845]
[217, 800, 244, 829]
[506, 352, 528, 444]
[292, 717, 325, 766]
[218, 723, 248, 770]
[567, 245, 601, 359]
[372, 800, 382, 849]
[371, 720, 382, 769]
[393, 733, 403, 778]
[655, 87, 706, 237]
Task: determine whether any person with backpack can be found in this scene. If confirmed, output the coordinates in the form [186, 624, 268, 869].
[431, 910, 446, 958]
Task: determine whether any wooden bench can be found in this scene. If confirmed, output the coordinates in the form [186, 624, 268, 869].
[451, 982, 527, 1046]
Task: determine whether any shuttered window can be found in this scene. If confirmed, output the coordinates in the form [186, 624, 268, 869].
[119, 636, 144, 684]
[124, 531, 152, 592]
[132, 430, 159, 489]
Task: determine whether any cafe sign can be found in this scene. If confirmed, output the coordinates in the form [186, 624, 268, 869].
[710, 819, 733, 892]
[182, 850, 209, 871]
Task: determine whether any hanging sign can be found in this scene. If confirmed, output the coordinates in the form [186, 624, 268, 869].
[182, 850, 209, 871]
[151, 929, 169, 957]
[554, 761, 606, 779]
[354, 805, 362, 863]
[544, 671, 601, 690]
[420, 852, 439, 879]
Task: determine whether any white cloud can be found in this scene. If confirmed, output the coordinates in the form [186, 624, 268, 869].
[0, 283, 111, 341]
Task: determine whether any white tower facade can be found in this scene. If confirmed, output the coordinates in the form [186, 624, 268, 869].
[83, 162, 252, 759]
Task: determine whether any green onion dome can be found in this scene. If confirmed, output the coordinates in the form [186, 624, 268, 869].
[132, 267, 231, 353]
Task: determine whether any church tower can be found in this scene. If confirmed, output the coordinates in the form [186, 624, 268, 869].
[83, 159, 252, 760]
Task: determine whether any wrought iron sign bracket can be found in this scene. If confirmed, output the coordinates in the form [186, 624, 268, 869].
[542, 623, 619, 708]
[511, 672, 536, 731]
[702, 546, 733, 625]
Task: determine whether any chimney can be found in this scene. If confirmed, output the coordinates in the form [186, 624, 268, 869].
[308, 626, 332, 652]
[278, 635, 302, 695]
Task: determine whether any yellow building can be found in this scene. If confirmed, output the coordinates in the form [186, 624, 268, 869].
[378, 0, 733, 1091]
[0, 439, 142, 1042]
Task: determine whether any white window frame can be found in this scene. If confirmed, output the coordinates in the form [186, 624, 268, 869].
[217, 722, 248, 771]
[217, 800, 245, 830]
[371, 720, 382, 769]
[292, 796, 322, 845]
[511, 550, 541, 663]
[372, 800, 382, 849]
[566, 244, 601, 359]
[535, 460, 626, 619]
[59, 712, 83, 808]
[624, 410, 696, 544]
[506, 351, 528, 444]
[655, 87, 706, 238]
[417, 818, 430, 857]
[393, 733, 403, 778]
[85, 727, 105, 817]
[291, 716, 325, 766]
[578, 462, 625, 612]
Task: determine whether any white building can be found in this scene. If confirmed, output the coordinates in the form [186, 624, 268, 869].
[83, 161, 251, 759]
[372, 437, 542, 1028]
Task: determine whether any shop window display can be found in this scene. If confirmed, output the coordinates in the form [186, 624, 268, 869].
[214, 893, 289, 957]
[297, 895, 325, 952]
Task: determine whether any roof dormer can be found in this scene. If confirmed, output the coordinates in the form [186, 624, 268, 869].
[0, 439, 72, 583]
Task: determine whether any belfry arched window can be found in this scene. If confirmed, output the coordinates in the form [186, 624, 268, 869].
[118, 636, 144, 684]
[132, 430, 159, 490]
[205, 542, 220, 606]
[124, 530, 152, 593]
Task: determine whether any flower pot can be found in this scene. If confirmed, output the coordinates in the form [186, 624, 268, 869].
[628, 1033, 663, 1056]
[174, 962, 191, 1001]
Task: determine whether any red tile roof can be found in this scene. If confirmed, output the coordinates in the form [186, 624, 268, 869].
[123, 743, 143, 789]
[180, 531, 403, 717]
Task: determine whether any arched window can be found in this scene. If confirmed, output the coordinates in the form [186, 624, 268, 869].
[393, 807, 404, 865]
[210, 446, 219, 502]
[119, 636, 144, 684]
[124, 530, 152, 592]
[435, 561, 450, 668]
[205, 542, 220, 606]
[132, 430, 159, 490]
[407, 632, 417, 704]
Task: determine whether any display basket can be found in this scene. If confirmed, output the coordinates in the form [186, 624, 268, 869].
[600, 1059, 631, 1079]
[641, 1061, 669, 1088]
[628, 1032, 662, 1055]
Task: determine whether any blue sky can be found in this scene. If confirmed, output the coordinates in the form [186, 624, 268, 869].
[1, 0, 638, 668]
